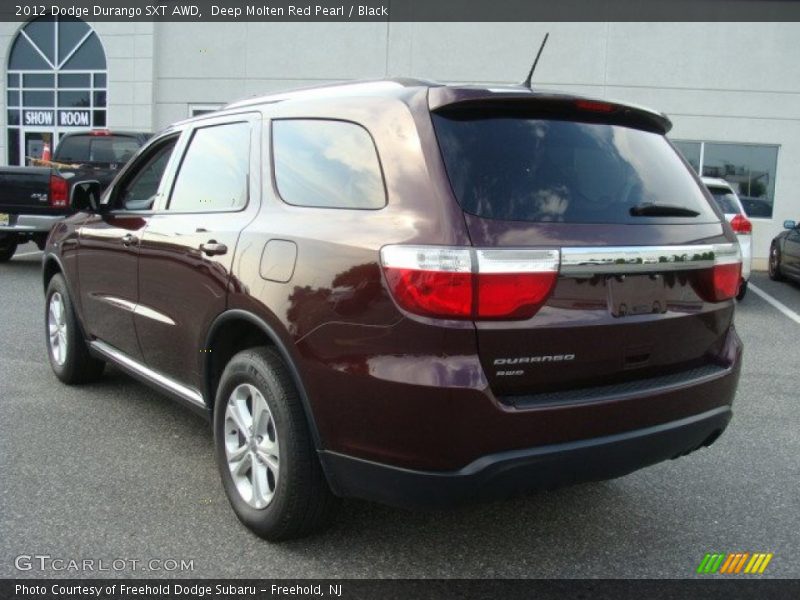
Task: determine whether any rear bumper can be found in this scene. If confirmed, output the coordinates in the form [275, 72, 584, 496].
[0, 214, 63, 233]
[322, 405, 732, 509]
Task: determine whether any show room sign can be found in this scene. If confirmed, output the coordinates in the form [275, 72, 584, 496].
[23, 110, 91, 127]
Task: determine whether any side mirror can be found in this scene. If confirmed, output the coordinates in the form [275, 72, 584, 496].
[70, 180, 102, 212]
[784, 220, 797, 230]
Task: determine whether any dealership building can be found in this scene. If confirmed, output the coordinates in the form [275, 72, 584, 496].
[1, 18, 797, 266]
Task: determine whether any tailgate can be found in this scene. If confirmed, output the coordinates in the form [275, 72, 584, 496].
[467, 218, 737, 398]
[0, 168, 51, 212]
[430, 98, 740, 401]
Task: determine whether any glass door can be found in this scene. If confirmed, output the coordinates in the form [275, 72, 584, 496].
[22, 130, 58, 166]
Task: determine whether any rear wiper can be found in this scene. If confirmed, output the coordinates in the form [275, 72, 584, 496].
[629, 202, 700, 217]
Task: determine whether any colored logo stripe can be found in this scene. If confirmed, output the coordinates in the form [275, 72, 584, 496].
[745, 553, 773, 574]
[697, 553, 725, 573]
[698, 552, 773, 574]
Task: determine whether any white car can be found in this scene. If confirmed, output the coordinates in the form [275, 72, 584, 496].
[702, 177, 752, 299]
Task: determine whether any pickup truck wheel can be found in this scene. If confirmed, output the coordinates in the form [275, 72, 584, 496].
[45, 274, 105, 384]
[0, 237, 17, 262]
[213, 347, 337, 541]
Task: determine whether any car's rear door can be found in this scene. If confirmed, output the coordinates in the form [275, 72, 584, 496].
[77, 134, 180, 360]
[431, 101, 741, 402]
[135, 114, 260, 390]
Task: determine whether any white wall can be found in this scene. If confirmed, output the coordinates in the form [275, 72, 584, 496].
[0, 21, 22, 166]
[94, 22, 155, 132]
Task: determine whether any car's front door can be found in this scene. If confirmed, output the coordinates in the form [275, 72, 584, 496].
[135, 115, 260, 390]
[77, 135, 180, 360]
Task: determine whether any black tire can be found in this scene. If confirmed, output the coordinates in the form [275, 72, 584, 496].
[213, 347, 337, 541]
[0, 236, 17, 262]
[768, 243, 784, 281]
[736, 279, 748, 301]
[45, 274, 105, 383]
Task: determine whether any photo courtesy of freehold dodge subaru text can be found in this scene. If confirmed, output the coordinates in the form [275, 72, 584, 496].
[44, 78, 742, 540]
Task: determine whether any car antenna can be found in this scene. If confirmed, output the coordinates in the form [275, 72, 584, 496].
[522, 32, 549, 89]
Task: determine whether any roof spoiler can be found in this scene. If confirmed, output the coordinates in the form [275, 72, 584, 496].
[428, 87, 672, 134]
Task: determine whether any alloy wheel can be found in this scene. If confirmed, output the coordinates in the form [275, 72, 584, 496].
[224, 383, 280, 509]
[48, 292, 68, 366]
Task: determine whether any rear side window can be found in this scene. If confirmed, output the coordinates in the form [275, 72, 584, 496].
[272, 119, 385, 209]
[432, 114, 718, 223]
[168, 121, 251, 212]
[706, 186, 742, 215]
[55, 135, 142, 163]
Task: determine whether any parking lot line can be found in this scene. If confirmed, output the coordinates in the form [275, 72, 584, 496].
[749, 283, 800, 326]
[14, 250, 42, 258]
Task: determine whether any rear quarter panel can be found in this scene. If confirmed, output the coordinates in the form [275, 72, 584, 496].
[227, 93, 479, 451]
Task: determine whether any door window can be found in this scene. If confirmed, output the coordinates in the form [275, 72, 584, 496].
[114, 138, 178, 211]
[167, 122, 251, 212]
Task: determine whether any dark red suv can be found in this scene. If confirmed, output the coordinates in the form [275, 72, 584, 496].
[43, 79, 743, 540]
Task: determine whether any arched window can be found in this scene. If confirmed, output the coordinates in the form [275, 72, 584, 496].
[6, 17, 108, 165]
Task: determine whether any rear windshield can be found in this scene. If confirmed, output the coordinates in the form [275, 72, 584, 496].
[55, 135, 142, 164]
[432, 114, 718, 223]
[706, 186, 742, 215]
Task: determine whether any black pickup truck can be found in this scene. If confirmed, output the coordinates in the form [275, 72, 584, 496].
[0, 130, 150, 261]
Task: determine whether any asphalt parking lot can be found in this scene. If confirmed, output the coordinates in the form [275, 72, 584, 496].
[1, 243, 798, 579]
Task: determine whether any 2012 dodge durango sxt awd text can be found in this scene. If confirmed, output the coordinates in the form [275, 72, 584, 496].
[43, 79, 743, 540]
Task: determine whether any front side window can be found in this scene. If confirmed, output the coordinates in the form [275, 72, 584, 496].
[167, 122, 251, 212]
[272, 119, 386, 209]
[116, 138, 178, 211]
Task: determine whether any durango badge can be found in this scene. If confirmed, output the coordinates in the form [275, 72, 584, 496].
[494, 355, 576, 365]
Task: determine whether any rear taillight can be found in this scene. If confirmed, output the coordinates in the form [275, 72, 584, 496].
[380, 246, 560, 320]
[692, 244, 742, 303]
[476, 250, 560, 318]
[49, 175, 68, 208]
[730, 213, 752, 234]
[382, 247, 473, 318]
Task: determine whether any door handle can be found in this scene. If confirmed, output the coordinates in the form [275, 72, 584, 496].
[121, 233, 137, 247]
[200, 241, 228, 256]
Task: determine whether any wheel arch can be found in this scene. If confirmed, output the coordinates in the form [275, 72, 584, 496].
[42, 253, 92, 341]
[203, 309, 325, 451]
[42, 254, 64, 293]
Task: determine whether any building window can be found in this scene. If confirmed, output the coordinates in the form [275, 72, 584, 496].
[6, 17, 107, 166]
[189, 104, 223, 117]
[672, 139, 779, 219]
